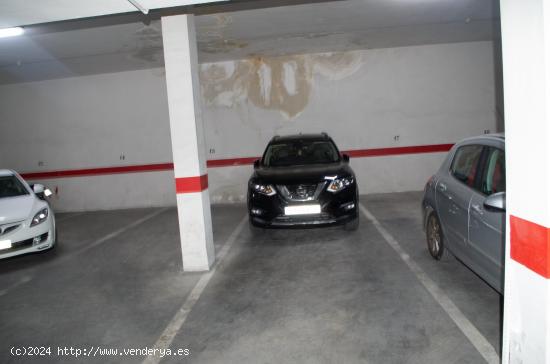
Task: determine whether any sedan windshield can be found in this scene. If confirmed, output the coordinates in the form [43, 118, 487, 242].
[263, 140, 340, 167]
[0, 175, 29, 198]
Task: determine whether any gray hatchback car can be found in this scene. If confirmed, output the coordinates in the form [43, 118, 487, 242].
[422, 134, 505, 293]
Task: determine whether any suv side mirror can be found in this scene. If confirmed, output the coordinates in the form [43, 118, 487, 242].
[253, 160, 260, 169]
[484, 192, 506, 211]
[342, 154, 350, 163]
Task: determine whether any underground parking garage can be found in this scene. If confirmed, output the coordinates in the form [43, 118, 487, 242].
[0, 0, 548, 363]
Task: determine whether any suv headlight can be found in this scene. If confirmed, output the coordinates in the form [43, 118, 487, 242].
[251, 182, 277, 196]
[31, 208, 49, 227]
[327, 177, 354, 193]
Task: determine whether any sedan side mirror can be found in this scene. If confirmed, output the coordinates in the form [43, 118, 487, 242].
[342, 154, 350, 163]
[33, 184, 45, 194]
[484, 192, 506, 211]
[33, 184, 53, 199]
[253, 160, 260, 169]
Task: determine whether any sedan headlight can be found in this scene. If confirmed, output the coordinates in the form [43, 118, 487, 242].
[327, 176, 354, 193]
[251, 183, 277, 196]
[30, 208, 49, 227]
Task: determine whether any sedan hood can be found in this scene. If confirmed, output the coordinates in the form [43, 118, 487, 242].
[0, 195, 37, 224]
[253, 162, 354, 184]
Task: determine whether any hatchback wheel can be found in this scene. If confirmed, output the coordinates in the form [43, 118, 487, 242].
[426, 213, 446, 260]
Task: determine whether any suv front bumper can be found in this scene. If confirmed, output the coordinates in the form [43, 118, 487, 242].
[248, 185, 358, 228]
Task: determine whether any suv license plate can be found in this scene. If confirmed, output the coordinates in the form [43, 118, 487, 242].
[284, 205, 321, 216]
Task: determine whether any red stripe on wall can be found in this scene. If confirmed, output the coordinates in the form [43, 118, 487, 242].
[175, 174, 208, 194]
[19, 143, 454, 180]
[206, 144, 455, 168]
[343, 143, 454, 158]
[206, 157, 258, 168]
[510, 215, 550, 279]
[20, 163, 174, 180]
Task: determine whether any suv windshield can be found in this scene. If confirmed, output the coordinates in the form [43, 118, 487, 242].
[263, 140, 340, 167]
[0, 175, 29, 198]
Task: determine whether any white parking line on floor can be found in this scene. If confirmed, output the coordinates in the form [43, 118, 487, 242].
[143, 214, 249, 364]
[59, 207, 170, 262]
[359, 203, 500, 364]
[0, 276, 32, 297]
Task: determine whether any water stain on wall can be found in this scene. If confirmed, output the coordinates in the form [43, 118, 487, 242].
[201, 62, 252, 107]
[200, 51, 363, 119]
[247, 56, 312, 119]
[311, 52, 363, 80]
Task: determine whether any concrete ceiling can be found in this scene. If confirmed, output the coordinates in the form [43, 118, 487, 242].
[0, 0, 499, 85]
[0, 0, 227, 28]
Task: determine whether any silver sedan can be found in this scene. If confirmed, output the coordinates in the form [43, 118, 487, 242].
[422, 134, 505, 293]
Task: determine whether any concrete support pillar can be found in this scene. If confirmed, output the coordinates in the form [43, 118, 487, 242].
[162, 14, 215, 271]
[501, 0, 550, 362]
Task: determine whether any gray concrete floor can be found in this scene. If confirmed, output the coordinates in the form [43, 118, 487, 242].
[0, 192, 501, 363]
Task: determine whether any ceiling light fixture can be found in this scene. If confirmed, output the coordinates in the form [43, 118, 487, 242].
[0, 27, 24, 38]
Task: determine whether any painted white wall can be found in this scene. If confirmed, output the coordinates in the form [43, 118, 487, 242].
[0, 68, 175, 211]
[202, 41, 498, 202]
[0, 41, 498, 211]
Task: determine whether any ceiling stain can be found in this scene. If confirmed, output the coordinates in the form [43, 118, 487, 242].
[200, 39, 249, 54]
[196, 14, 249, 55]
[200, 51, 363, 119]
[197, 14, 233, 40]
[127, 25, 163, 63]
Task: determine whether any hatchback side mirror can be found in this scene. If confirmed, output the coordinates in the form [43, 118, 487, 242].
[253, 160, 260, 169]
[342, 154, 350, 163]
[484, 192, 506, 211]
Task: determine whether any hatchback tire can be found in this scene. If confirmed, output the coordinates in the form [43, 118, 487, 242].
[426, 213, 448, 260]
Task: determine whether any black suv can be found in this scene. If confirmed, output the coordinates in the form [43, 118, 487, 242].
[248, 133, 358, 229]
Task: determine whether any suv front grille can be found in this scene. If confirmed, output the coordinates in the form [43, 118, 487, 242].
[277, 183, 325, 201]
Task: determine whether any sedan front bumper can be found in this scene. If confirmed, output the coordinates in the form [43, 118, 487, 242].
[0, 215, 55, 259]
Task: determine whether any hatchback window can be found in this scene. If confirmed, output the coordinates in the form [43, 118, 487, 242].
[451, 145, 483, 187]
[263, 140, 340, 167]
[0, 175, 29, 198]
[481, 148, 506, 195]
